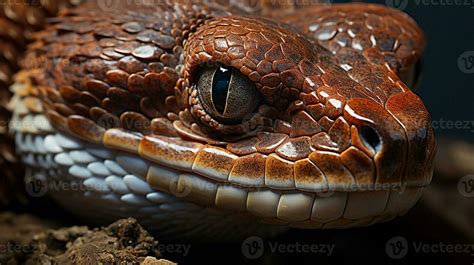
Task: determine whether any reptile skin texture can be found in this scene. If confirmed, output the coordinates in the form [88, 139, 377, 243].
[0, 0, 79, 205]
[2, 0, 435, 238]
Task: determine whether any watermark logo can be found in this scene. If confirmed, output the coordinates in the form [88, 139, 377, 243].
[386, 0, 409, 10]
[316, 188, 335, 198]
[458, 174, 474, 198]
[241, 236, 265, 259]
[386, 236, 409, 259]
[98, 0, 121, 12]
[246, 0, 260, 10]
[25, 174, 48, 198]
[458, 51, 474, 74]
[0, 0, 42, 7]
[168, 177, 193, 198]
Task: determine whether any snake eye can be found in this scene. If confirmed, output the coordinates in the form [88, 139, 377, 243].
[197, 65, 260, 124]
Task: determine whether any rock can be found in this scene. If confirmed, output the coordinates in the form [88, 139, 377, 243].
[141, 256, 177, 265]
[0, 214, 170, 265]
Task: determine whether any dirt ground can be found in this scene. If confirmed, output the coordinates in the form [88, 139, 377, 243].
[0, 212, 174, 265]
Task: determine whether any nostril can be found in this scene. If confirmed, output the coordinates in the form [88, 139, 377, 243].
[359, 126, 382, 153]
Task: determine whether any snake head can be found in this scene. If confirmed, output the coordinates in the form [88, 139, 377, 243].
[16, 3, 435, 230]
[174, 15, 435, 226]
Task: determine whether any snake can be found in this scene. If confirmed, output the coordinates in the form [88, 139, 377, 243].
[0, 0, 436, 240]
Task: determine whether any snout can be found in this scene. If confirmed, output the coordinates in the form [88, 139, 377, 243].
[385, 91, 436, 187]
[343, 91, 435, 189]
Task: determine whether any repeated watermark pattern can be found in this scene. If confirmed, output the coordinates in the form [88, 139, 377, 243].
[0, 242, 37, 255]
[98, 0, 121, 12]
[431, 119, 474, 133]
[24, 172, 414, 200]
[157, 243, 191, 257]
[458, 51, 474, 74]
[24, 176, 48, 198]
[24, 175, 128, 198]
[0, 241, 189, 257]
[0, 0, 42, 7]
[5, 116, 474, 141]
[386, 0, 410, 10]
[166, 176, 412, 202]
[387, 0, 474, 10]
[241, 236, 335, 259]
[245, 0, 333, 8]
[168, 177, 193, 198]
[96, 0, 332, 12]
[386, 236, 474, 259]
[386, 236, 409, 259]
[458, 174, 474, 198]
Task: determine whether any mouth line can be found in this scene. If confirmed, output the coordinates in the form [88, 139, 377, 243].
[100, 128, 427, 194]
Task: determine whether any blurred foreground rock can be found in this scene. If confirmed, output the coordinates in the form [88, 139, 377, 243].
[0, 213, 175, 265]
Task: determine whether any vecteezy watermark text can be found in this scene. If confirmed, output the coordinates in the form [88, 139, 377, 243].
[25, 176, 119, 198]
[157, 244, 191, 257]
[97, 0, 332, 12]
[241, 236, 335, 259]
[387, 0, 474, 10]
[431, 118, 474, 133]
[386, 236, 474, 259]
[0, 242, 37, 255]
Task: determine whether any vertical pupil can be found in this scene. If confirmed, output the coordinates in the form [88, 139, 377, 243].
[212, 66, 232, 114]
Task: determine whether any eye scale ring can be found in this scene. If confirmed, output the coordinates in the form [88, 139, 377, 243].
[196, 64, 260, 125]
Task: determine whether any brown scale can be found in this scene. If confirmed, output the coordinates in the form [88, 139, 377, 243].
[0, 0, 78, 206]
[10, 1, 435, 196]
